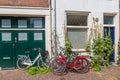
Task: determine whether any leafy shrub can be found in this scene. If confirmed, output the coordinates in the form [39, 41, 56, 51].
[103, 35, 113, 67]
[91, 55, 102, 71]
[38, 65, 52, 74]
[118, 39, 120, 65]
[64, 33, 72, 58]
[92, 36, 104, 71]
[27, 65, 52, 75]
[91, 34, 113, 71]
[85, 41, 91, 52]
[27, 67, 38, 75]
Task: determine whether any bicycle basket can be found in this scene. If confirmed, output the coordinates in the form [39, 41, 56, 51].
[41, 51, 49, 58]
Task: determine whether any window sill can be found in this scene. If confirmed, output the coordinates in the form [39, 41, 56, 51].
[104, 24, 115, 27]
[67, 26, 88, 28]
[72, 49, 86, 52]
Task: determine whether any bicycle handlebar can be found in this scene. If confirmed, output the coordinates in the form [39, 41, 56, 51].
[32, 48, 42, 52]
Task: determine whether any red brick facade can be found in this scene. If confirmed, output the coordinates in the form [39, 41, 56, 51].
[0, 0, 49, 7]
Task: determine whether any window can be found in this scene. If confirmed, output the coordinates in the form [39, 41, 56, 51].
[29, 18, 44, 28]
[2, 32, 11, 41]
[18, 33, 27, 41]
[67, 28, 87, 49]
[33, 19, 43, 28]
[66, 12, 88, 49]
[1, 19, 11, 28]
[18, 20, 27, 28]
[67, 15, 87, 26]
[103, 14, 115, 39]
[34, 32, 42, 40]
[104, 16, 114, 24]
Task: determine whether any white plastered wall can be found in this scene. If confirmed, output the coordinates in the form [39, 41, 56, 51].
[52, 0, 119, 62]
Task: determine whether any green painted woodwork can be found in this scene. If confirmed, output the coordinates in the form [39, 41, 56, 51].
[0, 17, 45, 69]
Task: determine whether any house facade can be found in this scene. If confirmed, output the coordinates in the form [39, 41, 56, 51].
[0, 0, 51, 69]
[51, 0, 119, 62]
[0, 0, 119, 69]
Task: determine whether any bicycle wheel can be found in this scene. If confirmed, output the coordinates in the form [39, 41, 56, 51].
[51, 59, 66, 75]
[16, 59, 28, 70]
[48, 57, 55, 67]
[37, 58, 50, 68]
[75, 58, 90, 73]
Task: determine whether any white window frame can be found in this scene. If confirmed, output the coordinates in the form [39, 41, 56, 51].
[18, 20, 27, 28]
[1, 19, 11, 28]
[104, 14, 115, 27]
[66, 11, 89, 51]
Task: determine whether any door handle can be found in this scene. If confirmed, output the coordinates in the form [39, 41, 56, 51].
[14, 37, 17, 43]
[12, 43, 15, 48]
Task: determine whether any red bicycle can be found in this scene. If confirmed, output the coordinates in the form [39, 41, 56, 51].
[51, 47, 90, 75]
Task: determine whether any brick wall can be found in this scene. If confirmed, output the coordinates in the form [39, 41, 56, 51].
[0, 0, 49, 7]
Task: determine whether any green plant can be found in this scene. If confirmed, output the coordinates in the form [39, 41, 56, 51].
[64, 33, 72, 58]
[27, 65, 52, 75]
[91, 34, 113, 70]
[92, 35, 104, 71]
[38, 65, 52, 74]
[103, 35, 113, 67]
[91, 55, 102, 71]
[85, 41, 91, 52]
[117, 39, 120, 65]
[27, 67, 39, 75]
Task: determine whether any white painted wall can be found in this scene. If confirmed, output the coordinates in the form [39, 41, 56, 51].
[52, 0, 119, 62]
[52, 0, 119, 33]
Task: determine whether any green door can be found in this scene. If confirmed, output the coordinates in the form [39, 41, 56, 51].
[0, 31, 15, 69]
[0, 17, 45, 69]
[15, 30, 45, 60]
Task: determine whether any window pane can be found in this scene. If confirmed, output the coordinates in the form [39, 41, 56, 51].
[2, 33, 11, 41]
[67, 28, 87, 49]
[2, 19, 11, 28]
[34, 19, 42, 28]
[67, 15, 87, 26]
[34, 33, 42, 40]
[18, 33, 27, 41]
[18, 20, 27, 28]
[104, 16, 114, 24]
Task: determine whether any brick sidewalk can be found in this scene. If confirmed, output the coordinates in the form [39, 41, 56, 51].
[0, 66, 120, 80]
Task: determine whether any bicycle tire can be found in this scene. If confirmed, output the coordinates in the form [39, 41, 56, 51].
[37, 58, 50, 68]
[51, 59, 66, 75]
[48, 57, 55, 67]
[16, 59, 28, 70]
[75, 58, 90, 73]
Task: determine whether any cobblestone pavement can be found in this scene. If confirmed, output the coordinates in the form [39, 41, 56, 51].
[0, 66, 120, 80]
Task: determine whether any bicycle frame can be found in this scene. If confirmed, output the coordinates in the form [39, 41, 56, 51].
[30, 53, 42, 66]
[67, 56, 87, 69]
[18, 52, 42, 66]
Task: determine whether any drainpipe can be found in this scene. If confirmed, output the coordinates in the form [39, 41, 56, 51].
[54, 0, 57, 55]
[48, 0, 52, 57]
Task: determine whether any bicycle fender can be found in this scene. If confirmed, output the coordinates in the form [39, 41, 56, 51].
[18, 55, 28, 59]
[77, 56, 87, 59]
